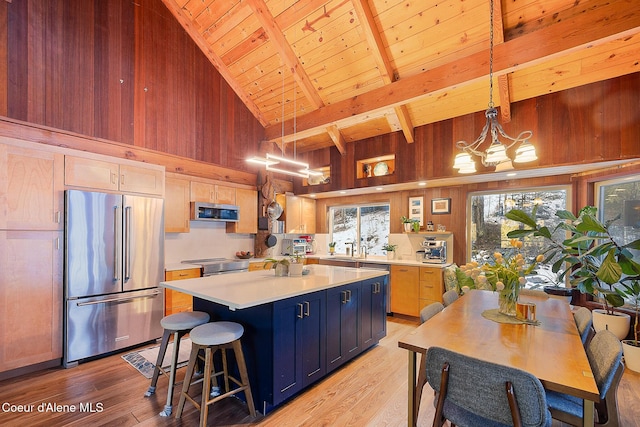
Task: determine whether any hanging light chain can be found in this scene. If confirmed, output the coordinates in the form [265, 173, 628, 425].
[488, 0, 494, 108]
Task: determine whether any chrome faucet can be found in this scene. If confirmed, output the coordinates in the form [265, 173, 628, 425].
[346, 242, 355, 257]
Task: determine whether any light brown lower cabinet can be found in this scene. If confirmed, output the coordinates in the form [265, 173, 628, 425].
[0, 230, 63, 373]
[419, 266, 444, 308]
[390, 265, 420, 316]
[390, 265, 444, 317]
[164, 268, 201, 315]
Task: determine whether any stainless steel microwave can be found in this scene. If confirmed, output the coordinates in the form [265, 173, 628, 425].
[191, 202, 239, 222]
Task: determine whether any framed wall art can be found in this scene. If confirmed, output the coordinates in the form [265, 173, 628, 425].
[409, 196, 424, 225]
[431, 197, 451, 214]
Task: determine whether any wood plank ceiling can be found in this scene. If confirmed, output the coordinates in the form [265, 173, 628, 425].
[162, 0, 640, 156]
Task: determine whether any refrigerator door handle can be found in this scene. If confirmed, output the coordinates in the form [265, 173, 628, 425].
[75, 290, 162, 306]
[124, 205, 132, 281]
[113, 205, 120, 282]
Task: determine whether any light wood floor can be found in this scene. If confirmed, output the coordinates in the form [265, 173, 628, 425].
[0, 316, 639, 427]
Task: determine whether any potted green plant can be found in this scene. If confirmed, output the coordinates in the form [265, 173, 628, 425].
[383, 243, 398, 260]
[401, 216, 413, 232]
[263, 258, 290, 277]
[617, 280, 640, 372]
[289, 253, 305, 276]
[328, 242, 336, 255]
[506, 205, 640, 339]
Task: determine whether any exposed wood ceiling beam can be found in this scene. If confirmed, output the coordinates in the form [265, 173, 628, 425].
[246, 0, 324, 110]
[159, 0, 269, 127]
[326, 124, 346, 155]
[351, 0, 414, 143]
[265, 2, 640, 141]
[493, 0, 511, 123]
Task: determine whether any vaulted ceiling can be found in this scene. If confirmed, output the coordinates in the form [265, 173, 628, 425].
[161, 0, 640, 156]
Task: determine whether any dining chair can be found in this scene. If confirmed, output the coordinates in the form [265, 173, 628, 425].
[425, 346, 552, 427]
[420, 302, 445, 323]
[442, 289, 459, 307]
[414, 302, 446, 422]
[546, 329, 624, 426]
[573, 306, 594, 346]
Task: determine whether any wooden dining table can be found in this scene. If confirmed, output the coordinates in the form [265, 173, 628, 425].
[398, 289, 600, 427]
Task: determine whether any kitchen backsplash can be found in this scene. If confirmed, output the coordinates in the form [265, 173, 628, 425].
[164, 221, 254, 264]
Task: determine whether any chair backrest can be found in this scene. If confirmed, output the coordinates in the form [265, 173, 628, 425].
[586, 329, 623, 400]
[573, 307, 593, 345]
[442, 289, 459, 307]
[420, 302, 444, 324]
[425, 347, 551, 427]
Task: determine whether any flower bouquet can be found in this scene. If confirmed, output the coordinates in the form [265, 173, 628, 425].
[460, 239, 543, 316]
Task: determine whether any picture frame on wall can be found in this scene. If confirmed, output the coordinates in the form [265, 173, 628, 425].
[431, 197, 451, 214]
[409, 196, 423, 226]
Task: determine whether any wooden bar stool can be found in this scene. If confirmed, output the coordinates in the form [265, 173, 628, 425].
[175, 321, 256, 426]
[144, 311, 210, 417]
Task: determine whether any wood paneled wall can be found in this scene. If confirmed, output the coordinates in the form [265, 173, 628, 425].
[295, 73, 640, 194]
[2, 0, 263, 176]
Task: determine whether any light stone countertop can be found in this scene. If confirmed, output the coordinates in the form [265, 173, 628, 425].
[159, 264, 388, 310]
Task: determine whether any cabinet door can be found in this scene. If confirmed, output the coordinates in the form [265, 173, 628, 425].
[164, 268, 200, 316]
[0, 230, 63, 371]
[65, 155, 119, 191]
[390, 265, 420, 316]
[273, 291, 326, 403]
[227, 188, 257, 233]
[0, 144, 64, 230]
[285, 195, 302, 233]
[300, 197, 316, 234]
[326, 283, 360, 372]
[215, 185, 236, 205]
[190, 181, 215, 202]
[165, 176, 190, 233]
[119, 164, 164, 196]
[361, 277, 387, 347]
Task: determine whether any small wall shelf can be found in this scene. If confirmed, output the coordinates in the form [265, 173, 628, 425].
[303, 166, 330, 187]
[356, 154, 395, 179]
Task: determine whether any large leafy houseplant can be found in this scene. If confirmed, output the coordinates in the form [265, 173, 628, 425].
[505, 206, 640, 315]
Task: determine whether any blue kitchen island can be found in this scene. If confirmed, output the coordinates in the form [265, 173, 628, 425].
[159, 265, 388, 414]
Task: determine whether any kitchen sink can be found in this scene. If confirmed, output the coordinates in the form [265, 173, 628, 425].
[319, 257, 360, 267]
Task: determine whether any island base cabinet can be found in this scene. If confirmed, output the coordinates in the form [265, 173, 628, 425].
[273, 292, 326, 403]
[326, 284, 361, 372]
[361, 278, 387, 347]
[193, 277, 386, 414]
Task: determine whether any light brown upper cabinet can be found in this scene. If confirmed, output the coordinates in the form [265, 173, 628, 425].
[0, 142, 64, 231]
[65, 155, 164, 196]
[226, 188, 257, 234]
[165, 175, 191, 233]
[285, 195, 316, 234]
[190, 181, 236, 205]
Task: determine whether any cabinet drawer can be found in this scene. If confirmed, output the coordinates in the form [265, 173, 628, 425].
[165, 268, 201, 280]
[419, 281, 442, 301]
[419, 267, 444, 285]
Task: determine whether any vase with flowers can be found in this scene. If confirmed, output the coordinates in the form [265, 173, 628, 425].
[460, 239, 543, 316]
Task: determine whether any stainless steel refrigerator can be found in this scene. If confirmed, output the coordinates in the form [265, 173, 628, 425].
[64, 189, 165, 367]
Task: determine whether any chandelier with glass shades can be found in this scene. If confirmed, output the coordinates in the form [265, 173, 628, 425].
[453, 0, 537, 174]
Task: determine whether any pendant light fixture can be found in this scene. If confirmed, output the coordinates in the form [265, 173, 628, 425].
[246, 60, 322, 178]
[453, 0, 537, 174]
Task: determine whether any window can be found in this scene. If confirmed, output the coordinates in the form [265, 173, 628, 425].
[595, 174, 640, 301]
[468, 187, 570, 286]
[329, 204, 390, 256]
